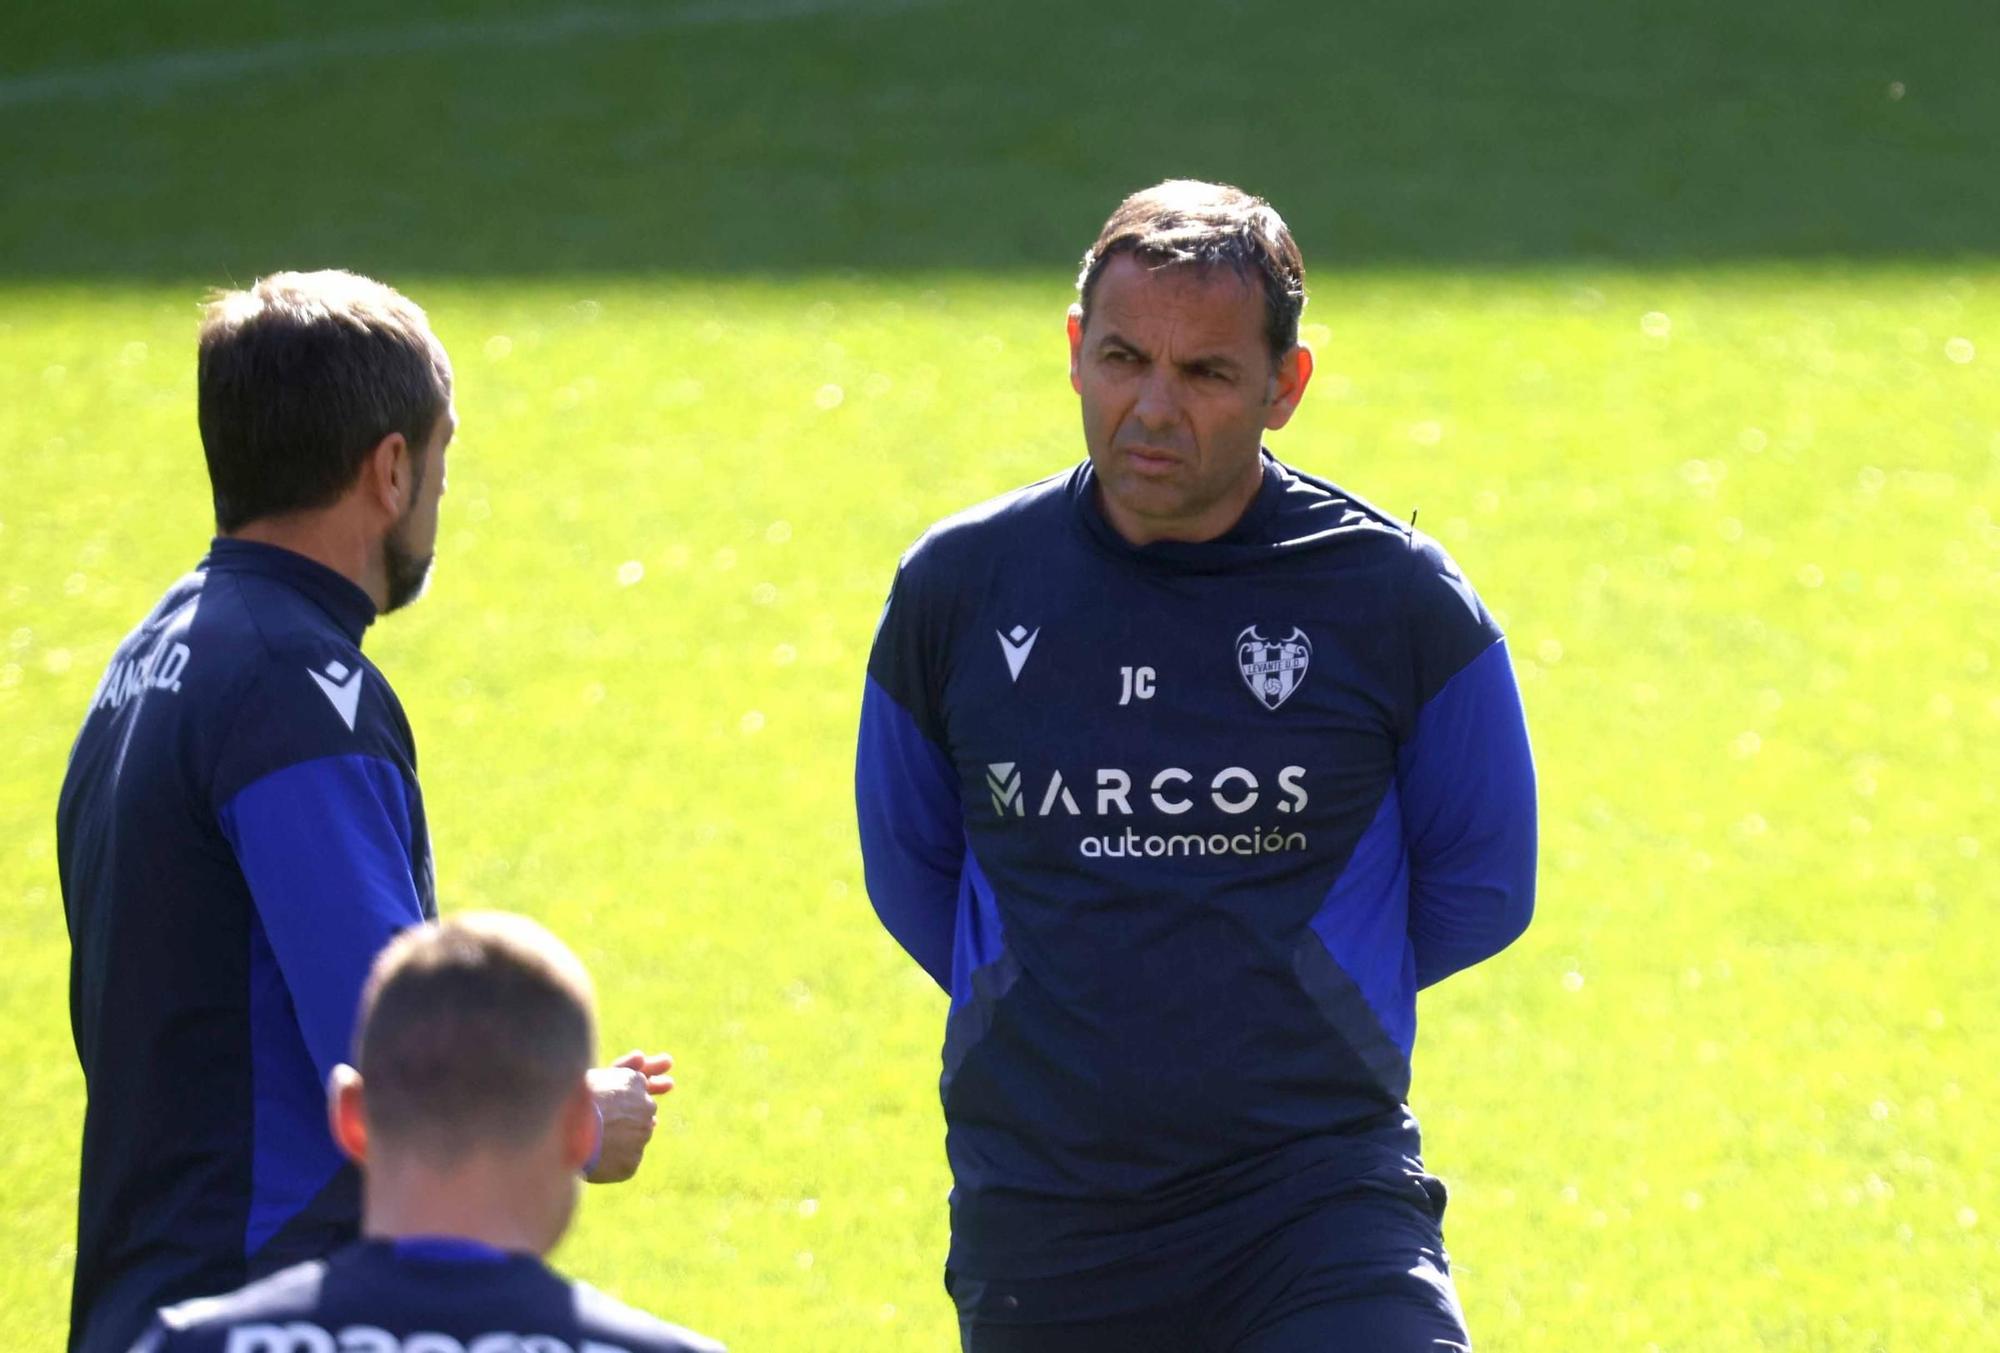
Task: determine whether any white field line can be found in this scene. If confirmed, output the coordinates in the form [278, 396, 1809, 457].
[0, 0, 944, 111]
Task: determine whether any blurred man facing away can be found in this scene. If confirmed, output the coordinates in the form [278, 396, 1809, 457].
[131, 912, 723, 1352]
[856, 181, 1538, 1350]
[57, 271, 671, 1353]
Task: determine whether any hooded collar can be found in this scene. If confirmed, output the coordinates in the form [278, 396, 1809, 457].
[1070, 451, 1299, 574]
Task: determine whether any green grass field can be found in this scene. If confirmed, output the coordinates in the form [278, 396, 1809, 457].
[3, 2, 1996, 1349]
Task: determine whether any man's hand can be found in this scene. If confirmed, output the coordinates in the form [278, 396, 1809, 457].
[583, 1049, 675, 1184]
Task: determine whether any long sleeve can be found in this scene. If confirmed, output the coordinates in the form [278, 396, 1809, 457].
[217, 753, 428, 1080]
[855, 558, 961, 990]
[1397, 636, 1537, 988]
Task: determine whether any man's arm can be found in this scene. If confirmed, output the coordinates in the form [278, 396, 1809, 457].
[222, 754, 674, 1182]
[855, 676, 960, 990]
[1397, 636, 1538, 988]
[218, 753, 427, 1082]
[854, 556, 962, 991]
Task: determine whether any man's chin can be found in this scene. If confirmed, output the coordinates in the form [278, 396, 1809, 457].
[383, 554, 435, 614]
[1103, 475, 1190, 521]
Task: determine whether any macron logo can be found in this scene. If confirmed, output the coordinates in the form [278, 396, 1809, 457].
[307, 660, 363, 732]
[996, 625, 1040, 682]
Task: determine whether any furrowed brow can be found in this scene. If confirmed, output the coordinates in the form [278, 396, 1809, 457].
[1180, 352, 1244, 377]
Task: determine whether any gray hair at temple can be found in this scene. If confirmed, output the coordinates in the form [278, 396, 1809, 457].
[1075, 179, 1307, 363]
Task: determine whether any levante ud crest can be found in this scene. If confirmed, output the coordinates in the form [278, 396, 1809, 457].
[1236, 626, 1312, 710]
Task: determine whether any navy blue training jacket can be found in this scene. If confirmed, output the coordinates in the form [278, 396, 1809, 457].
[130, 1239, 723, 1353]
[57, 539, 436, 1353]
[855, 454, 1537, 1278]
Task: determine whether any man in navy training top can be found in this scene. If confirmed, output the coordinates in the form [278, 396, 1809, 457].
[855, 180, 1538, 1351]
[58, 270, 675, 1353]
[132, 911, 724, 1352]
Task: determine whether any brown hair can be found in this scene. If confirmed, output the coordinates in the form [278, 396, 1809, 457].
[197, 269, 452, 532]
[1076, 180, 1307, 362]
[354, 913, 595, 1159]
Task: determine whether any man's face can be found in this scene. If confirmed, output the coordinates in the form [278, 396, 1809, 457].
[383, 404, 454, 613]
[1068, 254, 1311, 545]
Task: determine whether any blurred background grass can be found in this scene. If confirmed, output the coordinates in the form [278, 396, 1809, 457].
[3, 2, 1997, 1349]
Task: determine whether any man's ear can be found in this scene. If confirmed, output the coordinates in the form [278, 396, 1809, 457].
[359, 431, 413, 519]
[1262, 344, 1314, 432]
[328, 1065, 368, 1165]
[1066, 305, 1086, 395]
[560, 1080, 598, 1172]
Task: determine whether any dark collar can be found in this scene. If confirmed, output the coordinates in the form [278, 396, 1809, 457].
[1071, 451, 1290, 572]
[201, 538, 378, 645]
[383, 1236, 518, 1265]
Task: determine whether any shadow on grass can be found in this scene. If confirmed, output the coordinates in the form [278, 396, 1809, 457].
[0, 0, 1994, 283]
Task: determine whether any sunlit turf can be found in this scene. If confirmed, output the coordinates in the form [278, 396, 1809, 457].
[3, 264, 1995, 1348]
[6, 0, 2000, 1338]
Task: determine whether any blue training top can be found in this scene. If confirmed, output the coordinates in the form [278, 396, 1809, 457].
[855, 454, 1538, 1279]
[130, 1239, 723, 1352]
[57, 539, 436, 1353]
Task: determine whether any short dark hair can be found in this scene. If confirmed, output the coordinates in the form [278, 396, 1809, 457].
[1076, 180, 1307, 362]
[355, 913, 596, 1160]
[197, 270, 453, 533]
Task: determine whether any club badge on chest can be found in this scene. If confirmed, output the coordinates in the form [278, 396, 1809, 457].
[1236, 626, 1312, 710]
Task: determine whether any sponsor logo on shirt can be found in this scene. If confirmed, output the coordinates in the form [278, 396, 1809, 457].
[1075, 825, 1310, 860]
[90, 639, 191, 712]
[987, 762, 1025, 816]
[984, 761, 1311, 860]
[220, 1321, 634, 1352]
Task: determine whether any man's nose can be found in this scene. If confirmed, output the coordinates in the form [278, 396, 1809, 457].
[1132, 366, 1181, 432]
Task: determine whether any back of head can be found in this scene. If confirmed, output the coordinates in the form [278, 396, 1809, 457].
[355, 912, 596, 1162]
[198, 269, 453, 532]
[1076, 179, 1307, 362]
